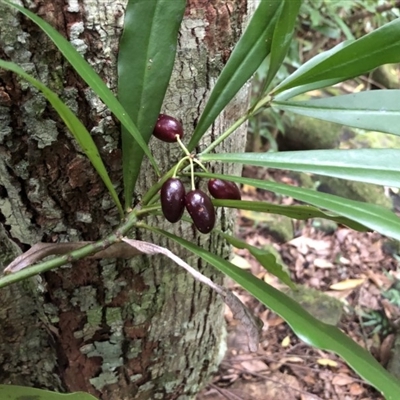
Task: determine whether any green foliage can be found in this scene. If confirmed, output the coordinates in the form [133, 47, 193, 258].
[273, 91, 400, 135]
[274, 18, 400, 95]
[197, 172, 400, 242]
[220, 232, 295, 289]
[358, 309, 392, 336]
[259, 0, 301, 93]
[0, 385, 98, 399]
[201, 149, 400, 188]
[187, 0, 282, 151]
[301, 0, 399, 39]
[212, 199, 368, 231]
[2, 0, 400, 398]
[118, 0, 185, 208]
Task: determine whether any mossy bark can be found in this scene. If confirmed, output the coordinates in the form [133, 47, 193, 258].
[0, 1, 251, 399]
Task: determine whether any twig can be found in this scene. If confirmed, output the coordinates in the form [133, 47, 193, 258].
[347, 1, 400, 24]
[0, 209, 139, 287]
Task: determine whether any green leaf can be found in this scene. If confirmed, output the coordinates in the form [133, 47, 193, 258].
[273, 41, 351, 100]
[261, 0, 302, 92]
[145, 227, 400, 400]
[274, 90, 400, 137]
[196, 172, 400, 241]
[3, 0, 159, 188]
[187, 0, 282, 151]
[201, 149, 400, 188]
[275, 18, 400, 94]
[213, 199, 368, 231]
[0, 59, 124, 218]
[0, 385, 98, 399]
[220, 232, 295, 288]
[118, 0, 185, 208]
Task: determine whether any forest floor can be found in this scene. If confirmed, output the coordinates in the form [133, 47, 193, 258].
[197, 165, 400, 400]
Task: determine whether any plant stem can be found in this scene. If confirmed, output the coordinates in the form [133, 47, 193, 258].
[192, 158, 208, 173]
[189, 157, 195, 190]
[176, 135, 191, 157]
[200, 113, 249, 155]
[173, 156, 190, 177]
[199, 95, 271, 156]
[136, 204, 161, 217]
[141, 166, 175, 206]
[0, 210, 139, 288]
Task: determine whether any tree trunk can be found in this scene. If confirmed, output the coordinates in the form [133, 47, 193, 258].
[0, 1, 251, 399]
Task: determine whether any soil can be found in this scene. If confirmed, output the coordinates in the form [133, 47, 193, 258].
[197, 166, 400, 400]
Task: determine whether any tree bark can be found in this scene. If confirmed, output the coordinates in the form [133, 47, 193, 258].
[0, 1, 251, 399]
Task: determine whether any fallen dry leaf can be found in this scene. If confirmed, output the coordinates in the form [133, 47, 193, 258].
[313, 258, 334, 269]
[349, 382, 365, 396]
[332, 374, 354, 386]
[282, 356, 304, 364]
[316, 358, 338, 367]
[288, 236, 331, 254]
[330, 278, 365, 290]
[240, 359, 268, 373]
[230, 254, 252, 270]
[281, 335, 291, 347]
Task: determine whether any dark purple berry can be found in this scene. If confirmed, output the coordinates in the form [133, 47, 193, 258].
[161, 178, 185, 223]
[153, 114, 184, 143]
[208, 179, 241, 200]
[185, 190, 215, 234]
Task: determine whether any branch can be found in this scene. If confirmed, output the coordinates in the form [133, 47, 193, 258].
[347, 1, 400, 24]
[4, 242, 142, 273]
[0, 210, 140, 288]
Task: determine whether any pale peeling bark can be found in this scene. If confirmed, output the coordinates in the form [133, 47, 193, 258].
[0, 1, 253, 399]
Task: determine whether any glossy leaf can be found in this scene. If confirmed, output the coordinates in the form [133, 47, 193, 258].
[146, 227, 400, 400]
[187, 0, 282, 151]
[274, 18, 400, 94]
[213, 199, 368, 231]
[118, 0, 185, 208]
[261, 0, 302, 93]
[196, 172, 400, 241]
[201, 149, 400, 188]
[0, 384, 98, 399]
[3, 0, 159, 186]
[273, 41, 351, 100]
[220, 232, 295, 289]
[0, 59, 124, 218]
[273, 90, 400, 136]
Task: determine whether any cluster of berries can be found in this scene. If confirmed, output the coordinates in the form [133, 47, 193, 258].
[153, 114, 241, 234]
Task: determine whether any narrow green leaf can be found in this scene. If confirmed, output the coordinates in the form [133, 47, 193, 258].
[273, 90, 400, 136]
[0, 384, 98, 399]
[118, 0, 185, 208]
[274, 77, 347, 102]
[273, 41, 351, 100]
[262, 0, 301, 92]
[0, 59, 124, 218]
[213, 199, 368, 231]
[196, 172, 400, 241]
[146, 227, 400, 400]
[332, 14, 355, 41]
[220, 232, 295, 288]
[274, 18, 400, 94]
[187, 0, 282, 151]
[3, 0, 159, 183]
[201, 149, 400, 188]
